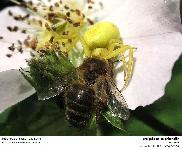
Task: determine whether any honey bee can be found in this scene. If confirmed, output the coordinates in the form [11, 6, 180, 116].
[65, 57, 130, 128]
[24, 55, 130, 128]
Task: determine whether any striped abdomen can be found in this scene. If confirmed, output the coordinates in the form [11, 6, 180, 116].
[65, 83, 95, 128]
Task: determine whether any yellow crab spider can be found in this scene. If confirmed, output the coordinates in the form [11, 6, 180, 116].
[81, 22, 135, 90]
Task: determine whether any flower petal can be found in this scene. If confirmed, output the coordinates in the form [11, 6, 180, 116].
[0, 6, 35, 113]
[0, 6, 31, 72]
[0, 69, 35, 113]
[116, 32, 182, 110]
[100, 0, 182, 109]
[102, 0, 182, 38]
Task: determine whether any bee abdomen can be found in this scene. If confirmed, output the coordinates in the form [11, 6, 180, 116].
[66, 100, 92, 113]
[65, 83, 95, 128]
[65, 108, 91, 128]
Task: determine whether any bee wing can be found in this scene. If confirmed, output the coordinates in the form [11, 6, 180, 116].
[106, 76, 130, 120]
[37, 77, 65, 100]
[37, 71, 77, 100]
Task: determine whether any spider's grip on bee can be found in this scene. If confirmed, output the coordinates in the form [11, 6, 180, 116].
[82, 22, 135, 91]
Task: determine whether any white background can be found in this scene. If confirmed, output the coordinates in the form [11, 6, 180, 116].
[0, 136, 181, 150]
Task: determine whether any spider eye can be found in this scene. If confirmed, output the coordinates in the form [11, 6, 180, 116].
[83, 22, 120, 50]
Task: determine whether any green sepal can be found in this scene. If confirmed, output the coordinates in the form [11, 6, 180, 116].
[21, 51, 75, 93]
[68, 47, 84, 67]
[89, 116, 97, 129]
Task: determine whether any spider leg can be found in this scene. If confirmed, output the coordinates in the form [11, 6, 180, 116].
[91, 48, 107, 58]
[121, 46, 134, 91]
[103, 45, 128, 59]
[120, 54, 128, 81]
[108, 39, 123, 51]
[101, 45, 128, 84]
[80, 37, 91, 57]
[104, 43, 135, 90]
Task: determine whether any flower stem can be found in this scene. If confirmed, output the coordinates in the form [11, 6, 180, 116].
[132, 107, 181, 136]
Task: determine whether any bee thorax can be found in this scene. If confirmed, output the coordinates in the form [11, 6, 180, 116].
[79, 57, 112, 85]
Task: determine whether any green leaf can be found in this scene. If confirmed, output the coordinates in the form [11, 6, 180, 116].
[102, 111, 125, 131]
[0, 108, 11, 124]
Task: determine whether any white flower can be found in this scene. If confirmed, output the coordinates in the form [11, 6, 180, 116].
[0, 0, 181, 112]
[101, 0, 182, 110]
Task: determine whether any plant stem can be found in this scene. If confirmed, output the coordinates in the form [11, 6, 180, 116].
[96, 127, 102, 136]
[132, 108, 181, 136]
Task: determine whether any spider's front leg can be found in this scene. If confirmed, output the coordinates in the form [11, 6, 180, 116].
[80, 37, 91, 57]
[104, 42, 134, 91]
[121, 45, 134, 91]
